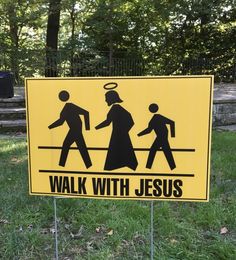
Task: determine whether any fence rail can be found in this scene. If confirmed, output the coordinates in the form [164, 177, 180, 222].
[0, 49, 235, 85]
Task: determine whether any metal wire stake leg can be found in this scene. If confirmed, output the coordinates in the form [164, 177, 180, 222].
[54, 197, 59, 260]
[150, 201, 154, 260]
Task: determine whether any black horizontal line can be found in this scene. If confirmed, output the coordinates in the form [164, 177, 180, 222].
[30, 191, 207, 201]
[31, 191, 208, 202]
[38, 146, 195, 152]
[39, 169, 194, 177]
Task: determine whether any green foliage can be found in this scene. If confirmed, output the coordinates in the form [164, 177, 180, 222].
[0, 0, 47, 50]
[0, 0, 235, 81]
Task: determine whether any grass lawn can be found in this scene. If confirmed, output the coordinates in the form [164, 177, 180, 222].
[0, 131, 235, 259]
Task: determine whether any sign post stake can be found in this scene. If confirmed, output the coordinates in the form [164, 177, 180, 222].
[53, 197, 59, 260]
[150, 201, 154, 260]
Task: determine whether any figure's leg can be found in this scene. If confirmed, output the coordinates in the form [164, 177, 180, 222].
[75, 134, 92, 168]
[59, 133, 74, 167]
[162, 141, 176, 170]
[146, 140, 160, 169]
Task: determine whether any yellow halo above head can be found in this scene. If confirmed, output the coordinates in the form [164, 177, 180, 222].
[103, 82, 118, 90]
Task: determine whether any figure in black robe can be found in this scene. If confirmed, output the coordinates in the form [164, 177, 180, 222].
[95, 90, 138, 171]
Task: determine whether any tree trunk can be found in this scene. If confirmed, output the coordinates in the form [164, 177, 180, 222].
[108, 2, 114, 76]
[70, 2, 76, 76]
[45, 0, 61, 77]
[7, 4, 20, 83]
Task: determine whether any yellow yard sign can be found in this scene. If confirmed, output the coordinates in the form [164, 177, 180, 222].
[25, 76, 213, 201]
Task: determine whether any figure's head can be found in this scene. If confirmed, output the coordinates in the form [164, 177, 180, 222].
[105, 90, 123, 106]
[149, 103, 159, 113]
[59, 90, 70, 102]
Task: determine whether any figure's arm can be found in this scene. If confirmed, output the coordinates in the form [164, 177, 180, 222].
[95, 118, 111, 130]
[137, 127, 152, 136]
[95, 109, 112, 130]
[161, 116, 175, 137]
[83, 110, 90, 130]
[48, 117, 64, 129]
[48, 106, 66, 129]
[169, 120, 175, 137]
[73, 105, 90, 130]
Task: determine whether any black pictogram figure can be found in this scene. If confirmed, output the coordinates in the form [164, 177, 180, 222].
[138, 103, 176, 170]
[95, 89, 138, 171]
[48, 90, 92, 168]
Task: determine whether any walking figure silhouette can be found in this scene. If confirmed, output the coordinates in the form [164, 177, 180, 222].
[95, 90, 138, 171]
[138, 103, 176, 170]
[48, 90, 92, 168]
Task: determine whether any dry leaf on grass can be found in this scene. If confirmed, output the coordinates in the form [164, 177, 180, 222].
[107, 229, 114, 236]
[0, 219, 9, 224]
[86, 241, 94, 251]
[50, 228, 56, 234]
[70, 226, 84, 239]
[11, 157, 21, 163]
[28, 224, 33, 231]
[96, 227, 101, 233]
[220, 227, 229, 235]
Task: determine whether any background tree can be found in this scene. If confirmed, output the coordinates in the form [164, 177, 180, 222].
[0, 0, 46, 82]
[59, 0, 89, 76]
[0, 0, 235, 82]
[45, 0, 61, 77]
